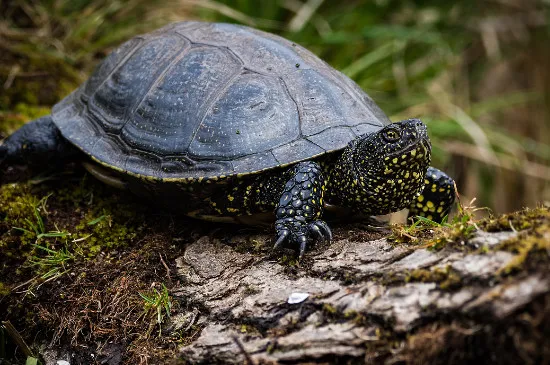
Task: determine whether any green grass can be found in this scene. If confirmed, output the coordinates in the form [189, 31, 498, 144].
[27, 243, 75, 284]
[139, 284, 172, 336]
[11, 194, 71, 242]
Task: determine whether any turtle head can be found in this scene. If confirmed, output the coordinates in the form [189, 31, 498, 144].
[350, 118, 432, 215]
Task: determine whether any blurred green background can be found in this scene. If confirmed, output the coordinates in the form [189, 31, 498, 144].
[1, 0, 548, 215]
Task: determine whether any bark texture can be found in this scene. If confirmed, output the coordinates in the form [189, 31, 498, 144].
[174, 226, 550, 364]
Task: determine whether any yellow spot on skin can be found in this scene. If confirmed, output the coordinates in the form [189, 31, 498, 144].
[392, 158, 398, 164]
[427, 215, 433, 220]
[427, 201, 434, 208]
[437, 207, 443, 213]
[227, 207, 239, 213]
[418, 195, 424, 202]
[410, 149, 417, 156]
[228, 195, 234, 202]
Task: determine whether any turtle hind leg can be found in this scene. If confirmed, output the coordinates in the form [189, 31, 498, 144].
[0, 115, 79, 183]
[408, 166, 456, 223]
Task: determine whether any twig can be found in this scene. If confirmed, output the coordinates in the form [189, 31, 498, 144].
[1, 320, 34, 358]
[159, 253, 171, 281]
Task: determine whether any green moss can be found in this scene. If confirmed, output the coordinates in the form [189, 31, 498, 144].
[0, 175, 146, 286]
[462, 207, 550, 275]
[278, 254, 299, 267]
[480, 206, 550, 233]
[75, 216, 139, 256]
[497, 224, 550, 275]
[53, 177, 145, 257]
[322, 303, 338, 315]
[0, 183, 42, 245]
[233, 237, 268, 255]
[239, 324, 255, 334]
[0, 282, 10, 296]
[406, 265, 461, 290]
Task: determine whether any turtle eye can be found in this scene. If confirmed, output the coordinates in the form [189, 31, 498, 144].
[382, 128, 400, 142]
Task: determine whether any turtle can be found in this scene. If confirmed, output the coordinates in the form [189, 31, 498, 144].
[0, 21, 456, 257]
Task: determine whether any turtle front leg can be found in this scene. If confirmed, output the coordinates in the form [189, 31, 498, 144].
[408, 166, 456, 223]
[0, 116, 79, 183]
[274, 161, 332, 258]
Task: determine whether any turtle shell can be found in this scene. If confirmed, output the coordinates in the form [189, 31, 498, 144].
[51, 21, 390, 180]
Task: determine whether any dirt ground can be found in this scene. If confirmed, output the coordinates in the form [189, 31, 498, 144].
[0, 168, 549, 364]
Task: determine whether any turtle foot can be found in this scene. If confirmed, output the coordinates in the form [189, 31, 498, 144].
[274, 217, 332, 259]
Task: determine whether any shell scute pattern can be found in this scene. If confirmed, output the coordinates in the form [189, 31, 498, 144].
[82, 38, 143, 101]
[127, 45, 242, 155]
[90, 34, 186, 133]
[173, 22, 314, 76]
[189, 72, 300, 159]
[52, 21, 391, 181]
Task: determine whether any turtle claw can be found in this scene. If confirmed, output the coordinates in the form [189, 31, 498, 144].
[274, 218, 332, 259]
[274, 229, 290, 250]
[298, 235, 308, 260]
[311, 224, 325, 244]
[310, 221, 332, 246]
[313, 220, 332, 242]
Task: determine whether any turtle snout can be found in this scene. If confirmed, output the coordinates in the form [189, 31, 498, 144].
[400, 118, 428, 141]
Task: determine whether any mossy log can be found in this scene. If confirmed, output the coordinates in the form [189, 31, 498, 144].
[174, 209, 550, 364]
